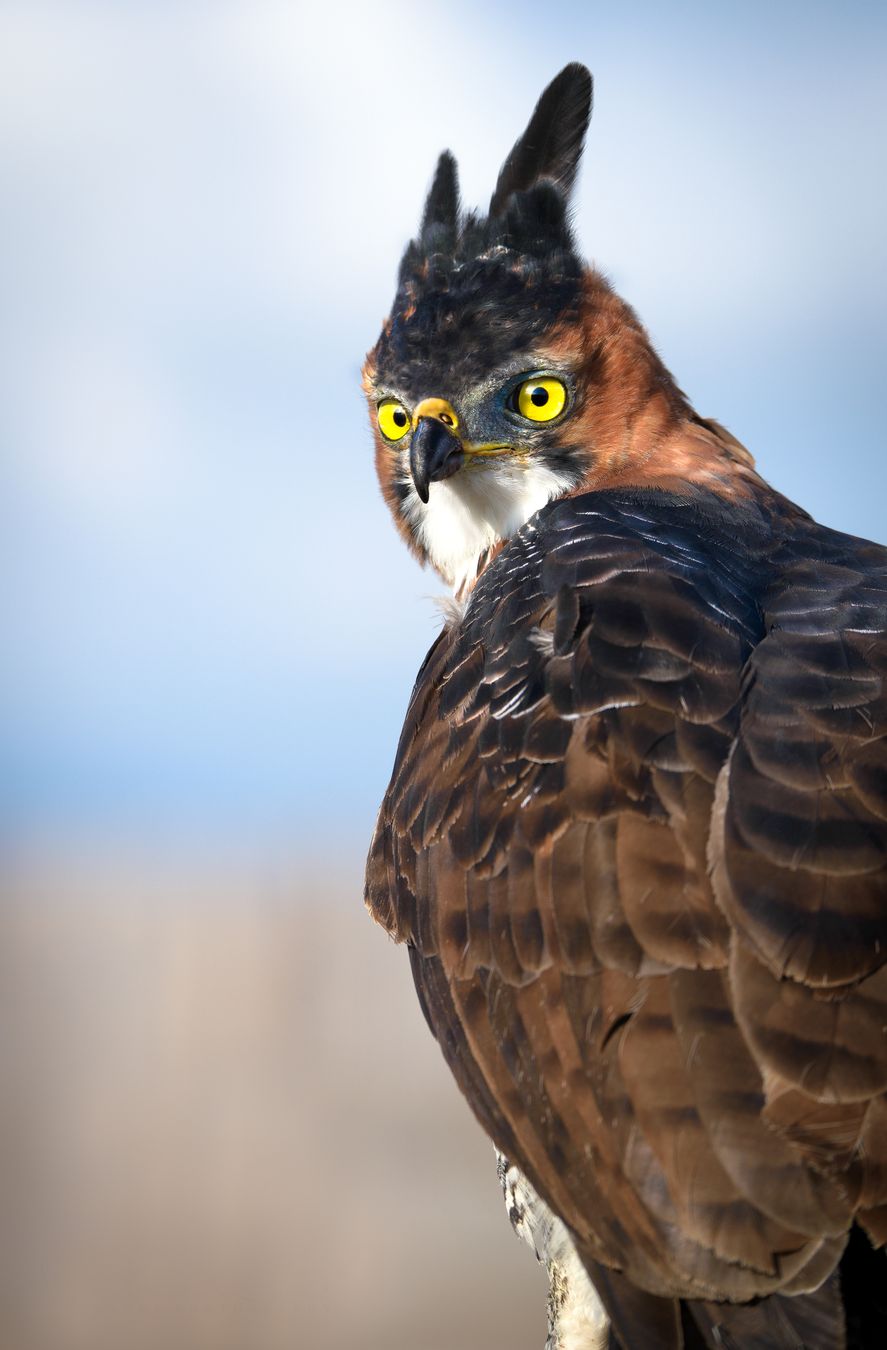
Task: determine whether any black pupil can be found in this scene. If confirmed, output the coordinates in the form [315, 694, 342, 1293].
[392, 409, 407, 427]
[530, 386, 549, 407]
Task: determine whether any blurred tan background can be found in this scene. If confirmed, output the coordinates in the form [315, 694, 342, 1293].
[0, 853, 545, 1350]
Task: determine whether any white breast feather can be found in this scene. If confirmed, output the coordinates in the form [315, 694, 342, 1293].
[401, 460, 574, 594]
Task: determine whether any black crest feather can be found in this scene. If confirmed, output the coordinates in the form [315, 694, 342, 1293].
[489, 63, 593, 217]
[420, 150, 460, 248]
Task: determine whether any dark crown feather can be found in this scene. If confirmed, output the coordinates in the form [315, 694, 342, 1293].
[420, 150, 461, 247]
[398, 64, 592, 291]
[489, 63, 593, 217]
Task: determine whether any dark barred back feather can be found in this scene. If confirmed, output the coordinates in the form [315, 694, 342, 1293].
[366, 488, 887, 1347]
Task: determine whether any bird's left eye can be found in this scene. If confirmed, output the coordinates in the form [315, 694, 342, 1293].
[378, 399, 411, 442]
[513, 376, 568, 423]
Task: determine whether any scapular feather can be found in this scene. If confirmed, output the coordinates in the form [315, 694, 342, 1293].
[489, 62, 593, 217]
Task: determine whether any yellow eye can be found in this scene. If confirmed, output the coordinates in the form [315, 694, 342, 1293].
[377, 399, 411, 442]
[515, 376, 568, 423]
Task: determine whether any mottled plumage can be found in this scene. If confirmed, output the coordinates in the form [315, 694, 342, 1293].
[363, 64, 887, 1348]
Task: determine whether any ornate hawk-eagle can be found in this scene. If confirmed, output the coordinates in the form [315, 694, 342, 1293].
[363, 64, 887, 1349]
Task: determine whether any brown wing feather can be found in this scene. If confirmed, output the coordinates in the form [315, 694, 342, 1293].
[365, 488, 887, 1333]
[714, 538, 887, 988]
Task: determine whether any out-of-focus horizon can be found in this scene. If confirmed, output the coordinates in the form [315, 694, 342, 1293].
[1, 3, 885, 1348]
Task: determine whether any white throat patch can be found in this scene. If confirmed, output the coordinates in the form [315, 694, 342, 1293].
[402, 459, 574, 593]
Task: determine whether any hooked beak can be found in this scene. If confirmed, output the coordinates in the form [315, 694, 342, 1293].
[409, 398, 463, 504]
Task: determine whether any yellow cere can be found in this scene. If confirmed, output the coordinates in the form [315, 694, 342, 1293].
[516, 376, 567, 423]
[377, 399, 411, 442]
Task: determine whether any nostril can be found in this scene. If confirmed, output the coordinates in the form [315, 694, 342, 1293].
[439, 412, 455, 426]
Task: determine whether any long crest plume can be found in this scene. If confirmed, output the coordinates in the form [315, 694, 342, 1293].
[400, 64, 593, 286]
[419, 150, 461, 252]
[489, 62, 593, 217]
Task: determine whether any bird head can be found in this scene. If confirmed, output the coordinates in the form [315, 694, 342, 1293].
[363, 64, 744, 595]
[363, 64, 592, 594]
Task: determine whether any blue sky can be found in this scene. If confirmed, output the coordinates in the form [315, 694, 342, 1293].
[1, 0, 885, 859]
